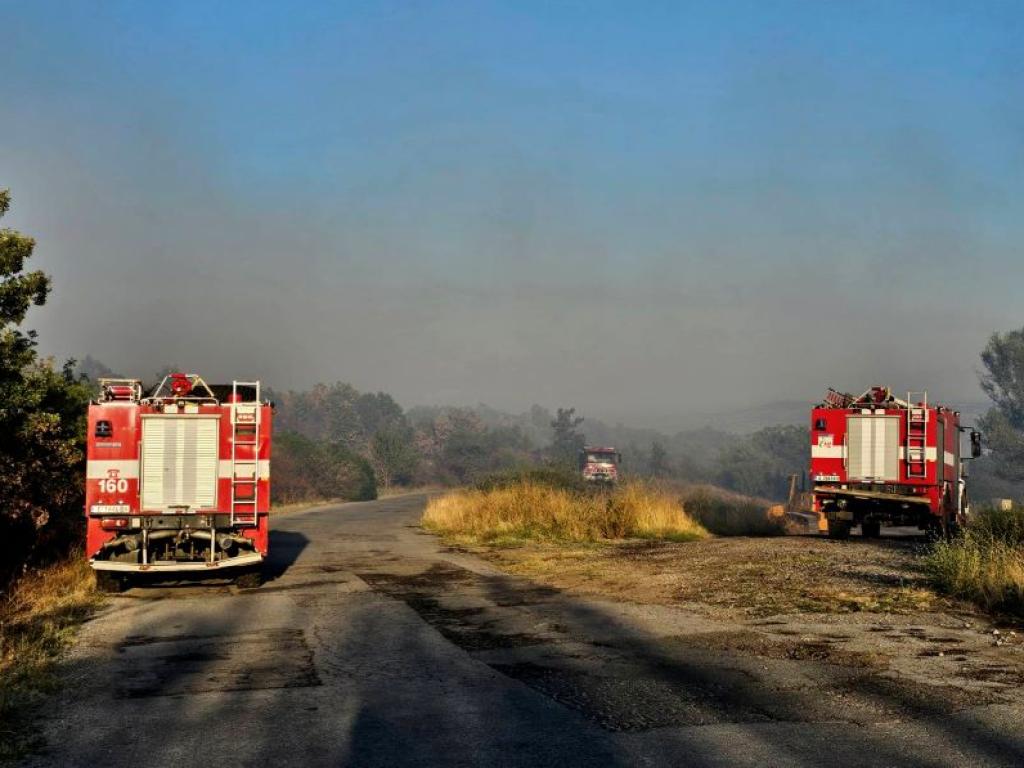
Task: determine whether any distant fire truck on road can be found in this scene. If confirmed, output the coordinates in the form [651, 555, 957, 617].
[578, 446, 621, 484]
[810, 386, 981, 539]
[85, 373, 271, 591]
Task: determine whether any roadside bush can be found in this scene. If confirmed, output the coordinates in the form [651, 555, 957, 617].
[422, 478, 707, 544]
[926, 505, 1024, 616]
[966, 503, 1024, 545]
[0, 557, 100, 759]
[679, 485, 784, 536]
[272, 432, 377, 504]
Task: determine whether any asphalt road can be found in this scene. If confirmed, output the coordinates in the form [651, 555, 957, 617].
[25, 494, 1024, 767]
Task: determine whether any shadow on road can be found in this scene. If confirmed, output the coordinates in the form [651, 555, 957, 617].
[470, 571, 1024, 767]
[263, 529, 309, 583]
[33, 496, 1024, 768]
[359, 556, 1024, 767]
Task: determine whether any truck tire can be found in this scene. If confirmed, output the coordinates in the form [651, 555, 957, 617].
[235, 567, 263, 589]
[861, 520, 881, 539]
[827, 519, 851, 540]
[95, 571, 127, 593]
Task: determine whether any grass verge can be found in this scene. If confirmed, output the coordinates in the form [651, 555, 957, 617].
[926, 505, 1024, 616]
[1, 558, 102, 762]
[422, 479, 708, 545]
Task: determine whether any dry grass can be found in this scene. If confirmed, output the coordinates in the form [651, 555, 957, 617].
[0, 557, 102, 761]
[927, 506, 1024, 616]
[422, 479, 708, 545]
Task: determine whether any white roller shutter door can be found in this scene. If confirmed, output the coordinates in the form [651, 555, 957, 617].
[847, 415, 899, 482]
[141, 416, 219, 510]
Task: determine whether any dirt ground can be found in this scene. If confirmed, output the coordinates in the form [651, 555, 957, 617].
[453, 530, 1024, 706]
[477, 532, 946, 618]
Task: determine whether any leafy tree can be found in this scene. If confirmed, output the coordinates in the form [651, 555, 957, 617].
[550, 407, 585, 465]
[438, 419, 529, 485]
[440, 427, 495, 485]
[370, 425, 419, 488]
[0, 189, 91, 584]
[316, 441, 377, 501]
[978, 328, 1024, 481]
[649, 440, 670, 478]
[715, 425, 809, 500]
[356, 391, 406, 436]
[271, 432, 377, 503]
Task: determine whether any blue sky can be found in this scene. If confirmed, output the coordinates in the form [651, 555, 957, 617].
[2, 1, 1021, 425]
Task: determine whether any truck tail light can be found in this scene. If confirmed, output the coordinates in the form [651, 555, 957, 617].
[100, 518, 130, 531]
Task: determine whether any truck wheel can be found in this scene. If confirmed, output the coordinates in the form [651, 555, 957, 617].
[827, 520, 851, 540]
[235, 568, 263, 589]
[861, 520, 881, 539]
[95, 571, 127, 593]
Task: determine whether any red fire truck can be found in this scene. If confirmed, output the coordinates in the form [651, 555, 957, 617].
[579, 446, 621, 484]
[810, 386, 981, 539]
[86, 373, 271, 591]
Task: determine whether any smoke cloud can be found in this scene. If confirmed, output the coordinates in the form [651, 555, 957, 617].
[2, 2, 1021, 428]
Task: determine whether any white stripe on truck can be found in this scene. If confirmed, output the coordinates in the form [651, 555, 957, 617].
[86, 460, 139, 479]
[218, 460, 271, 479]
[88, 459, 271, 480]
[812, 446, 940, 462]
[811, 445, 845, 459]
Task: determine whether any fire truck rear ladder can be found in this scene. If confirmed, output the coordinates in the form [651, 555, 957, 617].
[230, 381, 261, 527]
[906, 391, 928, 479]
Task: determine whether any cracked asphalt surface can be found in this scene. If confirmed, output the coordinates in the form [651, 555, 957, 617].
[23, 494, 1024, 767]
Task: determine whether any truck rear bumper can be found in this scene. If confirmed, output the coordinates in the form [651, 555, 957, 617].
[91, 552, 263, 573]
[814, 487, 932, 506]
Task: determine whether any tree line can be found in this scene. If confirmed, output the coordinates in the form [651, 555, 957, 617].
[3, 186, 1024, 586]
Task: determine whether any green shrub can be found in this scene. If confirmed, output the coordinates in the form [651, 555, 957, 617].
[966, 503, 1024, 545]
[680, 486, 784, 536]
[926, 505, 1024, 616]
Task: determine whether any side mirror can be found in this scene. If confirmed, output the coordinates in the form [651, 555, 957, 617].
[971, 430, 983, 459]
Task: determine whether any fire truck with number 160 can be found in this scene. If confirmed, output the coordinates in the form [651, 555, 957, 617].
[85, 373, 271, 592]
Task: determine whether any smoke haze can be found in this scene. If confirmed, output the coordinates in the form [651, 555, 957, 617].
[2, 2, 1021, 428]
